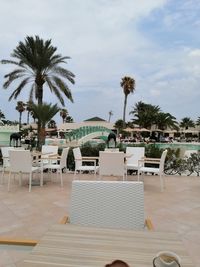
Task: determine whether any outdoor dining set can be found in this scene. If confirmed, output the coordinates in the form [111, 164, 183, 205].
[0, 145, 196, 267]
[0, 145, 168, 192]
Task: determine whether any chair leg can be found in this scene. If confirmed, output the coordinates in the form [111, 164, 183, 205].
[29, 173, 32, 192]
[60, 168, 63, 187]
[1, 167, 5, 184]
[40, 168, 43, 187]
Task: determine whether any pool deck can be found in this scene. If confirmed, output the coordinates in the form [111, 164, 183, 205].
[0, 173, 200, 266]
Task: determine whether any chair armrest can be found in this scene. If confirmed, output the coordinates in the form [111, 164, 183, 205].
[139, 157, 161, 165]
[145, 218, 154, 230]
[82, 156, 99, 160]
[144, 157, 161, 162]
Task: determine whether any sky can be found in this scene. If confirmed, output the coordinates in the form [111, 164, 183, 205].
[0, 0, 200, 125]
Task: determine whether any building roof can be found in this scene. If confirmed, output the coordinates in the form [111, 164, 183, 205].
[84, 117, 106, 122]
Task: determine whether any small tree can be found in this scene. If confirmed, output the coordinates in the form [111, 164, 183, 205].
[180, 117, 195, 130]
[15, 101, 25, 130]
[114, 119, 124, 135]
[31, 103, 60, 149]
[60, 108, 68, 123]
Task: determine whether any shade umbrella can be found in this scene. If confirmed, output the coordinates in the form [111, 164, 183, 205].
[131, 128, 150, 132]
[164, 130, 178, 133]
[124, 127, 135, 133]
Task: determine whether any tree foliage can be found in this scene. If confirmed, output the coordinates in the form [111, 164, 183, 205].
[1, 35, 75, 106]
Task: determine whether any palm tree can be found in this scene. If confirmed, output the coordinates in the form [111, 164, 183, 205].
[26, 100, 33, 124]
[155, 112, 179, 131]
[108, 110, 113, 122]
[120, 76, 135, 128]
[180, 117, 195, 130]
[1, 35, 75, 106]
[60, 108, 68, 123]
[65, 115, 74, 123]
[130, 101, 160, 129]
[196, 117, 200, 126]
[48, 120, 57, 128]
[0, 110, 5, 120]
[114, 119, 124, 134]
[31, 103, 60, 148]
[15, 101, 25, 130]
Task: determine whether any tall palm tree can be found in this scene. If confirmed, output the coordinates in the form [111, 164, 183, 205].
[180, 117, 195, 130]
[120, 76, 135, 128]
[108, 110, 113, 122]
[1, 35, 75, 106]
[15, 101, 25, 130]
[60, 108, 68, 123]
[26, 100, 33, 124]
[31, 103, 60, 148]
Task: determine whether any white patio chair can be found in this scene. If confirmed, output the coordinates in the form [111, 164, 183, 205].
[1, 146, 14, 184]
[68, 180, 153, 230]
[126, 146, 145, 174]
[41, 145, 59, 165]
[43, 147, 69, 187]
[8, 150, 43, 192]
[1, 146, 25, 184]
[73, 147, 99, 178]
[99, 151, 126, 180]
[137, 149, 168, 192]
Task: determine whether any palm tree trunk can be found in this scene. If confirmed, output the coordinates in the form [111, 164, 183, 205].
[19, 112, 22, 130]
[27, 111, 30, 124]
[123, 94, 127, 128]
[37, 89, 43, 105]
[36, 84, 43, 150]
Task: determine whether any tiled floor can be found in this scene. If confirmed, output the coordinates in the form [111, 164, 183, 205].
[0, 172, 200, 266]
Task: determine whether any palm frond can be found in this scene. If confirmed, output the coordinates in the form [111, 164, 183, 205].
[3, 73, 27, 89]
[1, 59, 20, 66]
[52, 76, 73, 103]
[8, 77, 30, 100]
[53, 66, 75, 83]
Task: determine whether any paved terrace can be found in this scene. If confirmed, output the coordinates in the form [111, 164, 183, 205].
[0, 173, 200, 266]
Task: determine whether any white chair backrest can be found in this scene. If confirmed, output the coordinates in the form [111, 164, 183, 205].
[70, 180, 145, 230]
[1, 147, 14, 158]
[73, 147, 82, 169]
[99, 151, 125, 176]
[60, 147, 69, 168]
[159, 149, 168, 173]
[1, 147, 14, 167]
[184, 150, 197, 158]
[42, 145, 58, 155]
[104, 148, 119, 152]
[126, 146, 145, 166]
[9, 150, 32, 173]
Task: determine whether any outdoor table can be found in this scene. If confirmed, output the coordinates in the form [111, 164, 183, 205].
[19, 224, 193, 267]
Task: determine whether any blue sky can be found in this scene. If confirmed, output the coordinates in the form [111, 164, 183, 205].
[0, 0, 200, 125]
